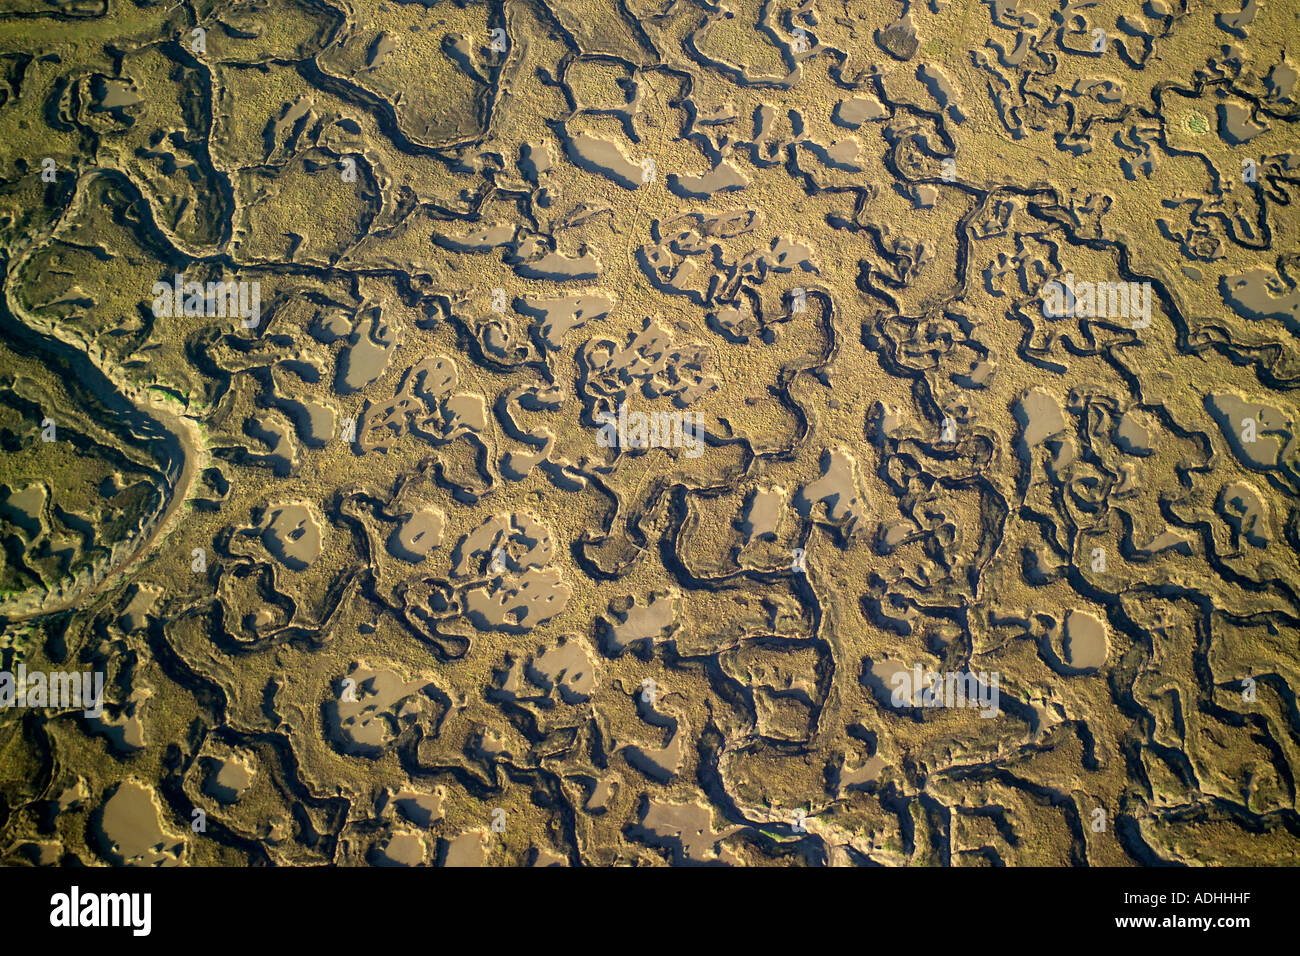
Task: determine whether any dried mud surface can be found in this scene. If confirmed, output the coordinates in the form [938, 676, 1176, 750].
[1, 0, 1299, 867]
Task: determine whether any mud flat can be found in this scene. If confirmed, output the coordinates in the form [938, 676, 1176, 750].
[2, 0, 1298, 870]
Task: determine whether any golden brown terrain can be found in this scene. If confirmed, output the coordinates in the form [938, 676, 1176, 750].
[0, 0, 1298, 866]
